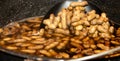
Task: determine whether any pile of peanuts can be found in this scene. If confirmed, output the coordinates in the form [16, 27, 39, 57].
[43, 1, 114, 40]
[0, 1, 120, 59]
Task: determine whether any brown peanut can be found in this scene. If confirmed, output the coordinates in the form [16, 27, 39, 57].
[59, 52, 70, 58]
[39, 50, 51, 57]
[97, 44, 110, 50]
[57, 40, 68, 49]
[6, 46, 18, 50]
[0, 28, 3, 33]
[31, 40, 46, 44]
[72, 54, 83, 58]
[70, 1, 88, 7]
[45, 42, 59, 50]
[28, 45, 44, 49]
[21, 49, 36, 54]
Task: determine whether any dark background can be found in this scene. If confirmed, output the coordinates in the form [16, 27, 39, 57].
[0, 0, 120, 61]
[0, 0, 65, 27]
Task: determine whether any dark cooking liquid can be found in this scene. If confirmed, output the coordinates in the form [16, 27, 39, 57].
[0, 16, 120, 59]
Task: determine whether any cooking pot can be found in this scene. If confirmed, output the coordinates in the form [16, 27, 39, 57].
[0, 0, 120, 61]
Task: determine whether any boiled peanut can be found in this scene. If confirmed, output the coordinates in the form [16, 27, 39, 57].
[6, 46, 18, 50]
[70, 1, 88, 7]
[72, 54, 83, 58]
[59, 52, 70, 58]
[71, 42, 82, 48]
[12, 39, 26, 43]
[0, 28, 3, 33]
[97, 44, 110, 50]
[28, 45, 44, 49]
[22, 36, 31, 41]
[48, 49, 57, 56]
[45, 42, 59, 50]
[31, 40, 46, 44]
[75, 25, 83, 30]
[3, 37, 12, 41]
[94, 50, 104, 54]
[21, 49, 36, 54]
[57, 40, 68, 49]
[89, 25, 96, 34]
[109, 26, 114, 33]
[20, 43, 32, 47]
[39, 50, 51, 57]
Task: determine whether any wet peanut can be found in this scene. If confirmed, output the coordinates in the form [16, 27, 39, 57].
[39, 50, 51, 57]
[94, 50, 104, 54]
[89, 25, 97, 34]
[55, 28, 70, 35]
[30, 36, 40, 39]
[6, 46, 18, 50]
[20, 43, 32, 47]
[3, 37, 12, 41]
[0, 41, 5, 45]
[70, 1, 88, 7]
[0, 28, 3, 33]
[71, 38, 82, 44]
[45, 42, 59, 50]
[71, 20, 83, 26]
[59, 52, 70, 58]
[109, 26, 114, 33]
[75, 25, 83, 30]
[21, 49, 36, 54]
[87, 10, 96, 21]
[28, 45, 44, 49]
[57, 40, 68, 49]
[11, 39, 26, 43]
[71, 42, 82, 48]
[22, 36, 31, 41]
[31, 40, 46, 44]
[70, 48, 77, 52]
[90, 44, 97, 49]
[48, 49, 57, 56]
[82, 49, 94, 55]
[72, 54, 83, 58]
[22, 25, 31, 30]
[97, 44, 110, 50]
[111, 41, 120, 45]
